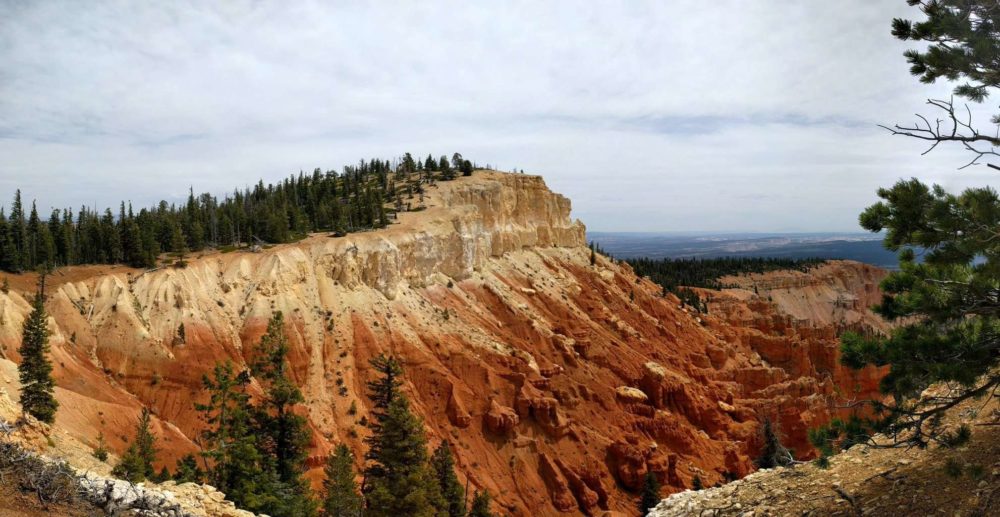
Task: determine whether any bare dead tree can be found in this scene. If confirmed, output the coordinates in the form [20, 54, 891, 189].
[880, 97, 1000, 170]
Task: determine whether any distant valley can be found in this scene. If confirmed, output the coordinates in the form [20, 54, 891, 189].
[588, 231, 900, 269]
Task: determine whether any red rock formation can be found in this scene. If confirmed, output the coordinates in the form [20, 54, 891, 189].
[485, 399, 519, 434]
[0, 172, 889, 516]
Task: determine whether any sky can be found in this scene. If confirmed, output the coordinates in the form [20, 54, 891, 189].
[1, 1, 997, 233]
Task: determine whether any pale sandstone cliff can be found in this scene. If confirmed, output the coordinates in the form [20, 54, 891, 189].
[0, 172, 887, 516]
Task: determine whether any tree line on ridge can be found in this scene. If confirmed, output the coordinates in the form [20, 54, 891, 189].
[0, 152, 476, 273]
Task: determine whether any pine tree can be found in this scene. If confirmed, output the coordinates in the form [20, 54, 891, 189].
[755, 417, 792, 469]
[439, 156, 453, 180]
[123, 218, 145, 268]
[639, 470, 660, 515]
[364, 395, 444, 517]
[365, 354, 403, 447]
[26, 201, 41, 267]
[173, 453, 204, 483]
[0, 209, 11, 272]
[468, 490, 494, 517]
[112, 407, 158, 483]
[18, 274, 58, 423]
[692, 475, 703, 491]
[169, 223, 187, 254]
[196, 363, 266, 503]
[251, 312, 317, 517]
[363, 355, 444, 516]
[153, 466, 172, 483]
[322, 443, 362, 517]
[197, 360, 310, 516]
[430, 442, 465, 517]
[819, 3, 1000, 450]
[8, 190, 26, 271]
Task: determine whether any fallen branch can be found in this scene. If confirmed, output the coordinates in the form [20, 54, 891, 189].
[832, 486, 862, 517]
[862, 466, 898, 483]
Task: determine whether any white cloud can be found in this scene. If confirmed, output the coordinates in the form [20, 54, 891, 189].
[0, 0, 996, 231]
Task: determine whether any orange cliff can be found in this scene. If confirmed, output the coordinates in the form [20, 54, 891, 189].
[0, 171, 888, 516]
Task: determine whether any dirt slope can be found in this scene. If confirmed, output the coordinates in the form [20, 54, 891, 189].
[0, 171, 887, 516]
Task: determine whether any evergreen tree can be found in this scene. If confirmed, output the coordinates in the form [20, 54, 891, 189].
[430, 442, 465, 517]
[123, 217, 145, 268]
[169, 223, 187, 255]
[0, 209, 11, 272]
[18, 274, 58, 423]
[250, 312, 317, 517]
[811, 1, 1000, 451]
[364, 395, 444, 517]
[439, 156, 452, 180]
[891, 1, 1000, 106]
[37, 223, 56, 269]
[196, 362, 274, 511]
[322, 443, 362, 517]
[26, 202, 41, 267]
[638, 471, 660, 515]
[755, 417, 792, 469]
[468, 491, 494, 517]
[173, 453, 204, 484]
[59, 209, 75, 266]
[692, 475, 703, 491]
[363, 355, 444, 516]
[8, 191, 26, 271]
[365, 354, 404, 445]
[153, 466, 172, 483]
[112, 407, 158, 483]
[47, 209, 63, 267]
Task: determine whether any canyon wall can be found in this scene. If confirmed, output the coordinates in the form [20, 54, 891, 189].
[0, 172, 886, 516]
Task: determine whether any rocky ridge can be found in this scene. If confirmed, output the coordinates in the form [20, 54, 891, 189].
[0, 171, 888, 515]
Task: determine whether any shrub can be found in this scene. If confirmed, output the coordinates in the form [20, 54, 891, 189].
[944, 458, 963, 478]
[93, 433, 109, 462]
[0, 439, 80, 506]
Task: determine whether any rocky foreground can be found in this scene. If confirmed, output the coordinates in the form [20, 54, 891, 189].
[0, 383, 254, 517]
[650, 384, 1000, 517]
[1, 171, 889, 515]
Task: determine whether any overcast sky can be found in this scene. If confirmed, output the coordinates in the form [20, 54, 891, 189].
[1, 1, 997, 232]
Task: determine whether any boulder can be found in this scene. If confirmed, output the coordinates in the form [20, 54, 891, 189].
[615, 386, 649, 404]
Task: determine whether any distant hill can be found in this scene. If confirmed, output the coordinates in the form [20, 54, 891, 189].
[588, 231, 901, 269]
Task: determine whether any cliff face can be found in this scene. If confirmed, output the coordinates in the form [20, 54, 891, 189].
[0, 172, 887, 516]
